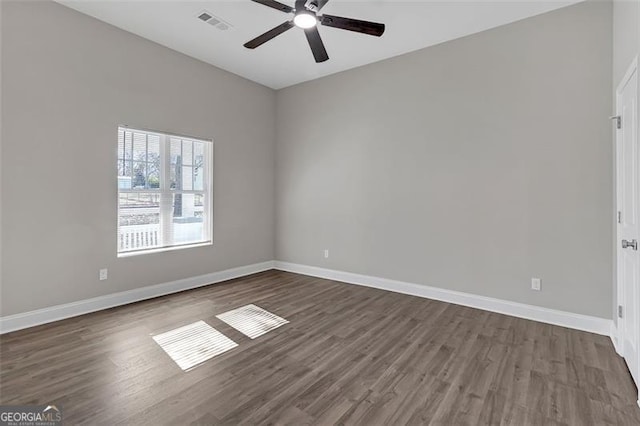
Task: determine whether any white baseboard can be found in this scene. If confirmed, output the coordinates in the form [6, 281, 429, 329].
[0, 261, 275, 334]
[274, 261, 614, 337]
[610, 322, 622, 355]
[1, 260, 615, 341]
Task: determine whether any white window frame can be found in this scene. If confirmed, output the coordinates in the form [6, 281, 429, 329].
[117, 126, 213, 257]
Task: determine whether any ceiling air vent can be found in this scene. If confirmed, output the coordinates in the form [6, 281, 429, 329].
[197, 11, 232, 31]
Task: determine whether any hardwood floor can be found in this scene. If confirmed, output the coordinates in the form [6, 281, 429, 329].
[1, 270, 639, 425]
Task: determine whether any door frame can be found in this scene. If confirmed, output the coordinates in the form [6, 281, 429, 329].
[615, 55, 640, 405]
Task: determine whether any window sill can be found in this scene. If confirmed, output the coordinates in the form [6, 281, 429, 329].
[118, 241, 212, 258]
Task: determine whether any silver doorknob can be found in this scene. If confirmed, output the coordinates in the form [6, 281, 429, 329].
[622, 239, 638, 250]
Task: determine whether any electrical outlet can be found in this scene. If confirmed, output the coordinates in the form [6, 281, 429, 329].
[531, 278, 541, 291]
[324, 249, 329, 259]
[99, 268, 108, 281]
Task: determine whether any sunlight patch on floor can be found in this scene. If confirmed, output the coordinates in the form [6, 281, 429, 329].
[152, 320, 238, 371]
[216, 304, 289, 339]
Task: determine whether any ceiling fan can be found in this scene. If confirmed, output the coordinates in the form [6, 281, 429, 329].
[244, 0, 385, 63]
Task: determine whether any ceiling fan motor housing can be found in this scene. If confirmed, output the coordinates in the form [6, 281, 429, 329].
[304, 0, 319, 13]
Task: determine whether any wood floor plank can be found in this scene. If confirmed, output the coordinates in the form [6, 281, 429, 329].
[1, 270, 639, 425]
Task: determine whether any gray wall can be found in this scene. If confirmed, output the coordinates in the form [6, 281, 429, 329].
[0, 0, 616, 320]
[0, 0, 276, 316]
[276, 1, 613, 318]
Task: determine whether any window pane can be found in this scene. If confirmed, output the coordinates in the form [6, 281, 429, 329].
[148, 169, 160, 189]
[148, 135, 160, 157]
[183, 140, 193, 165]
[170, 166, 176, 190]
[194, 142, 204, 166]
[118, 193, 161, 252]
[170, 138, 181, 165]
[148, 135, 160, 188]
[132, 162, 146, 189]
[148, 141, 160, 189]
[170, 161, 181, 190]
[194, 142, 204, 191]
[170, 138, 182, 190]
[118, 160, 133, 188]
[124, 131, 133, 161]
[194, 164, 204, 191]
[182, 166, 193, 190]
[133, 132, 147, 162]
[172, 193, 206, 245]
[117, 159, 126, 177]
[117, 129, 125, 161]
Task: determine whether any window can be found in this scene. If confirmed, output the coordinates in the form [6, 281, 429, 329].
[117, 127, 212, 255]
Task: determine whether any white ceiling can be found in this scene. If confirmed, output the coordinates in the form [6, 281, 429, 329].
[56, 0, 580, 89]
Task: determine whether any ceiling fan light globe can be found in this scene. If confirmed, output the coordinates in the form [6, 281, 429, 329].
[294, 13, 317, 29]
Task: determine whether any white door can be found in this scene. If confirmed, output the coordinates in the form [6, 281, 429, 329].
[616, 58, 640, 396]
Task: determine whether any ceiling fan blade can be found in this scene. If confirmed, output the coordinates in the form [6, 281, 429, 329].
[304, 27, 329, 63]
[244, 21, 295, 49]
[250, 0, 294, 14]
[320, 14, 385, 37]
